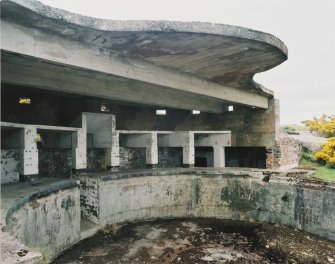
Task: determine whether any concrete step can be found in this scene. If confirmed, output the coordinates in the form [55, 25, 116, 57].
[80, 218, 100, 240]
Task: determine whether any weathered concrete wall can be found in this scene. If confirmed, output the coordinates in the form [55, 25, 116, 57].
[118, 147, 183, 169]
[2, 84, 277, 150]
[87, 148, 108, 171]
[158, 148, 183, 168]
[80, 177, 100, 224]
[38, 149, 72, 177]
[79, 170, 335, 241]
[119, 147, 146, 169]
[1, 149, 20, 184]
[5, 181, 81, 259]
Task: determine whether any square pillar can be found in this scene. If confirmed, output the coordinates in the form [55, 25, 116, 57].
[106, 131, 120, 169]
[146, 132, 158, 168]
[19, 127, 38, 181]
[72, 128, 87, 173]
[182, 132, 194, 167]
[213, 146, 225, 167]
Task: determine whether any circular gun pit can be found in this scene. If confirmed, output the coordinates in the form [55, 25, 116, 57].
[54, 219, 335, 264]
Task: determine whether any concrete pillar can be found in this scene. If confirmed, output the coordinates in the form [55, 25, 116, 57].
[72, 113, 87, 174]
[146, 132, 158, 168]
[19, 127, 38, 181]
[213, 146, 225, 167]
[72, 128, 87, 173]
[107, 131, 120, 169]
[182, 132, 195, 167]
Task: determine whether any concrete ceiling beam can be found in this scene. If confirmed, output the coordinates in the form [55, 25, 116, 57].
[1, 55, 225, 113]
[1, 21, 269, 109]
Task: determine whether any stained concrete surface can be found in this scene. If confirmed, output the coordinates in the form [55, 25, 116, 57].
[1, 177, 81, 262]
[1, 178, 64, 264]
[1, 0, 288, 112]
[53, 218, 335, 264]
[78, 168, 335, 241]
[1, 176, 68, 215]
[0, 227, 43, 264]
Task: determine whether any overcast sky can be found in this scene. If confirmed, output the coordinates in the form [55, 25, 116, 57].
[39, 0, 335, 124]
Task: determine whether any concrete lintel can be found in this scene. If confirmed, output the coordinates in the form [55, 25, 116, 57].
[2, 56, 225, 113]
[120, 134, 149, 148]
[1, 121, 80, 132]
[120, 132, 158, 165]
[1, 20, 269, 109]
[195, 133, 231, 147]
[157, 132, 195, 165]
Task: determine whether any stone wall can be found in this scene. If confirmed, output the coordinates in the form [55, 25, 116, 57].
[5, 180, 81, 259]
[1, 149, 19, 184]
[79, 170, 335, 241]
[266, 137, 302, 170]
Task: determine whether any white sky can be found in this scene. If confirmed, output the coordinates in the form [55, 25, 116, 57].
[39, 0, 335, 124]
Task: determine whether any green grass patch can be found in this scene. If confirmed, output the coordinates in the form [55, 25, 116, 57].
[299, 158, 335, 181]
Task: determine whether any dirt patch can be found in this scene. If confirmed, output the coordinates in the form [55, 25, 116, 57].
[53, 219, 335, 264]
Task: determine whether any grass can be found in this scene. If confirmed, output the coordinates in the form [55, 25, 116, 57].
[299, 158, 335, 181]
[280, 124, 309, 133]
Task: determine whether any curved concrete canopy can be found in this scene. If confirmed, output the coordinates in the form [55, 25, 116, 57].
[1, 0, 288, 111]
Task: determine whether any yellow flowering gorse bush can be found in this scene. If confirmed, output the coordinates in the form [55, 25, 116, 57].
[303, 114, 335, 137]
[303, 115, 335, 166]
[314, 137, 335, 165]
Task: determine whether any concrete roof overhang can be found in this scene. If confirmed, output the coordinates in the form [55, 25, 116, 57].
[0, 0, 287, 113]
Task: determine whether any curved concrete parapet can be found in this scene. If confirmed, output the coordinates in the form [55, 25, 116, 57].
[2, 0, 287, 56]
[4, 180, 81, 260]
[80, 169, 335, 241]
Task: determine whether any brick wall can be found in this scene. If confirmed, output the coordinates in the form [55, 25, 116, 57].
[266, 137, 302, 170]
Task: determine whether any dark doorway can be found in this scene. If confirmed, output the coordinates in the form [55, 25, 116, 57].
[195, 147, 213, 167]
[225, 147, 266, 168]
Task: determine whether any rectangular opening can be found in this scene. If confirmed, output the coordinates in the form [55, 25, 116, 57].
[225, 147, 266, 168]
[18, 97, 31, 104]
[195, 147, 213, 167]
[158, 147, 183, 168]
[156, 109, 166, 115]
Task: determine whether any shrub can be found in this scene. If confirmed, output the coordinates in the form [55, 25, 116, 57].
[302, 114, 335, 137]
[314, 137, 335, 167]
[303, 114, 335, 166]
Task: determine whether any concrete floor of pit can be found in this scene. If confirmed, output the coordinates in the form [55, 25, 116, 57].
[53, 219, 335, 264]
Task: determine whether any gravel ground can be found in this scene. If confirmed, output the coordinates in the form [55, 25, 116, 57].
[53, 219, 335, 264]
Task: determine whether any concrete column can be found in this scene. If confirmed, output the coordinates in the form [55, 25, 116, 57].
[106, 131, 120, 169]
[182, 132, 195, 167]
[146, 132, 158, 168]
[213, 146, 225, 167]
[72, 113, 87, 174]
[72, 128, 87, 173]
[19, 127, 38, 181]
